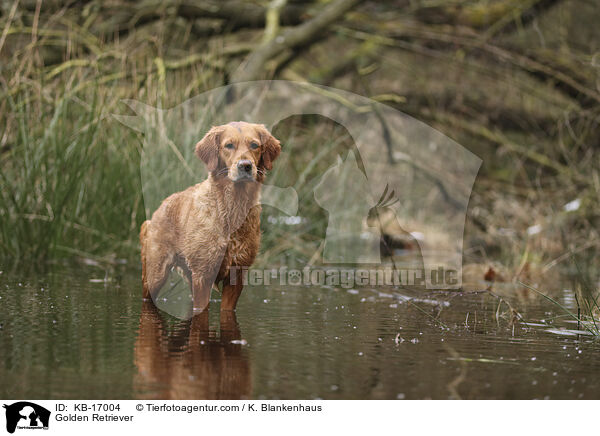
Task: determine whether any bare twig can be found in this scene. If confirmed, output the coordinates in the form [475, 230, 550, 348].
[232, 0, 363, 82]
[0, 0, 20, 56]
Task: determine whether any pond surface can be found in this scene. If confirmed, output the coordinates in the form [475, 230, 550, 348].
[1, 264, 600, 399]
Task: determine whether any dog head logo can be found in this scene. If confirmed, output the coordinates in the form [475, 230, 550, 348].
[314, 151, 381, 263]
[3, 402, 50, 434]
[116, 81, 480, 318]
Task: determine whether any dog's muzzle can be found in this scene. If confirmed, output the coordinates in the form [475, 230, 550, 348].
[233, 159, 255, 181]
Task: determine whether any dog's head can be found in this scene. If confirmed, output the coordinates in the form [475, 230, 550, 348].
[195, 122, 281, 183]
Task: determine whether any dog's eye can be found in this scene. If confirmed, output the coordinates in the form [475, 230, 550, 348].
[250, 142, 259, 150]
[225, 143, 235, 150]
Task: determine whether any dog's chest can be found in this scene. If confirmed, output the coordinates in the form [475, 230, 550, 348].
[218, 207, 261, 276]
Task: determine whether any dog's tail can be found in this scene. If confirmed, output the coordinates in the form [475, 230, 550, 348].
[140, 220, 150, 298]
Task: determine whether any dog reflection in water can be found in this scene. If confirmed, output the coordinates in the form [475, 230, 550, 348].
[134, 301, 251, 399]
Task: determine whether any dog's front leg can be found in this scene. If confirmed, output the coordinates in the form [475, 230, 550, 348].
[221, 267, 244, 312]
[192, 273, 212, 313]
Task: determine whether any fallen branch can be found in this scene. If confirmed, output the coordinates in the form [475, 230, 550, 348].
[232, 0, 363, 82]
[340, 24, 600, 108]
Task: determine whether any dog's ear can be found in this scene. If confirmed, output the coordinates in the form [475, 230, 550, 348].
[195, 126, 223, 172]
[257, 125, 281, 171]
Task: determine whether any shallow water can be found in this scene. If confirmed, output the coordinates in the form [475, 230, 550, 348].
[1, 265, 600, 399]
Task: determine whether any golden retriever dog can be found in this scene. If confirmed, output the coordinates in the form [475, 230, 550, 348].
[140, 122, 281, 313]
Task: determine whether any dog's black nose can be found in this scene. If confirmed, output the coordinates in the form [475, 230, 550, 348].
[237, 160, 252, 173]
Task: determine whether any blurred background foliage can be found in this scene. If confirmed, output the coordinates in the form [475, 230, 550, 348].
[0, 0, 598, 279]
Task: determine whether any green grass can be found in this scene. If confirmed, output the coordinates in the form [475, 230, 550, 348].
[0, 88, 144, 265]
[518, 280, 600, 336]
